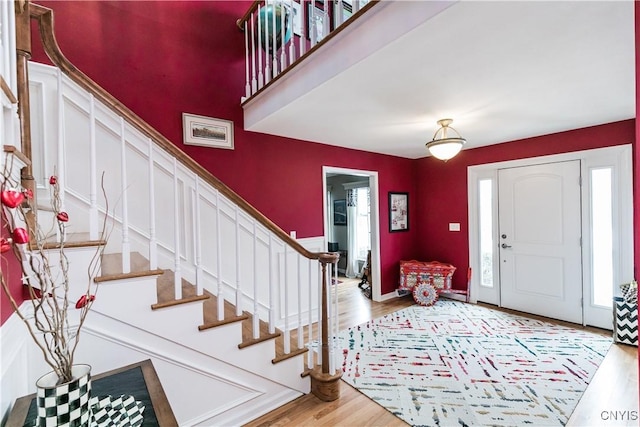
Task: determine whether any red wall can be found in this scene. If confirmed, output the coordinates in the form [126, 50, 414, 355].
[415, 120, 636, 290]
[24, 0, 420, 299]
[0, 227, 24, 324]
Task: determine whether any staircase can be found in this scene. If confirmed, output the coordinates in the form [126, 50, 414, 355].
[0, 4, 342, 425]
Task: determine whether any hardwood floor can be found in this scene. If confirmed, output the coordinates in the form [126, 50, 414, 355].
[245, 279, 639, 427]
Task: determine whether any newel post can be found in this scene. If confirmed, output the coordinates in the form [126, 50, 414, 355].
[15, 0, 36, 231]
[310, 252, 342, 401]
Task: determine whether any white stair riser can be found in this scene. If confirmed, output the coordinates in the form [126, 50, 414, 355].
[23, 246, 102, 300]
[94, 279, 308, 391]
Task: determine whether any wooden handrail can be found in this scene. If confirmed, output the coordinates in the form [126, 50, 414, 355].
[4, 145, 32, 167]
[0, 76, 17, 104]
[236, 0, 261, 30]
[29, 3, 329, 261]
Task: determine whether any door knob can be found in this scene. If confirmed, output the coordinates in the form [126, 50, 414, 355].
[501, 243, 512, 249]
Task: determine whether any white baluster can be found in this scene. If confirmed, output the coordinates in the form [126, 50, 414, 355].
[9, 3, 17, 93]
[283, 245, 290, 354]
[257, 4, 264, 89]
[216, 190, 224, 321]
[244, 21, 251, 99]
[271, 0, 278, 76]
[328, 262, 334, 375]
[173, 158, 181, 300]
[333, 261, 339, 374]
[250, 13, 257, 94]
[280, 0, 286, 68]
[299, 0, 306, 56]
[252, 222, 259, 339]
[148, 140, 157, 270]
[324, 0, 330, 39]
[297, 254, 303, 349]
[265, 0, 271, 83]
[268, 235, 275, 334]
[307, 258, 313, 369]
[310, 3, 316, 47]
[88, 95, 98, 240]
[194, 178, 202, 295]
[120, 118, 130, 274]
[0, 2, 9, 86]
[56, 69, 65, 221]
[235, 208, 242, 316]
[288, 0, 296, 66]
[317, 260, 322, 366]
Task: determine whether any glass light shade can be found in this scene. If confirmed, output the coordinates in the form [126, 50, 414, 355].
[426, 118, 466, 161]
[426, 138, 465, 161]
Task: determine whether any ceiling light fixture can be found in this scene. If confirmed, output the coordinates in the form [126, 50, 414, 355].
[426, 118, 466, 161]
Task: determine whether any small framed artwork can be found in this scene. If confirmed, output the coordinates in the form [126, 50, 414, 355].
[182, 113, 234, 150]
[291, 1, 302, 36]
[334, 199, 347, 226]
[389, 192, 409, 232]
[307, 2, 328, 42]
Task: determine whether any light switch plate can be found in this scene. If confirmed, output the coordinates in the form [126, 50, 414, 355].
[449, 223, 461, 232]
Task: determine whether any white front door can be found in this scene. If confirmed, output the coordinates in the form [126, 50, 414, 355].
[498, 161, 583, 324]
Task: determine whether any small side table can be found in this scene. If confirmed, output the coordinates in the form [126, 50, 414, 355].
[5, 359, 178, 427]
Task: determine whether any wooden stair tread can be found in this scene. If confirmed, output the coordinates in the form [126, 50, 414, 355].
[238, 314, 309, 364]
[199, 289, 248, 329]
[33, 232, 106, 250]
[238, 331, 282, 349]
[95, 252, 163, 282]
[198, 291, 305, 364]
[151, 270, 210, 309]
[199, 314, 250, 331]
[100, 252, 152, 275]
[272, 347, 308, 364]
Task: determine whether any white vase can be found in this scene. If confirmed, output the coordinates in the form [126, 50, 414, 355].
[35, 364, 92, 427]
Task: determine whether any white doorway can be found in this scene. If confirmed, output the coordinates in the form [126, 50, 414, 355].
[322, 166, 381, 301]
[468, 145, 634, 329]
[498, 161, 583, 324]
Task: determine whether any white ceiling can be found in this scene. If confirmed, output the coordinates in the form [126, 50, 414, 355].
[243, 1, 635, 159]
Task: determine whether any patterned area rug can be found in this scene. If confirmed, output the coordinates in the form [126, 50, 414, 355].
[337, 300, 612, 426]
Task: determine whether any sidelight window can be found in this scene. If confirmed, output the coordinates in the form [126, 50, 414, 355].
[479, 179, 494, 287]
[590, 167, 614, 308]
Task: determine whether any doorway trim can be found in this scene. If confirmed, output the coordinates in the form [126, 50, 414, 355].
[467, 144, 634, 327]
[322, 166, 382, 301]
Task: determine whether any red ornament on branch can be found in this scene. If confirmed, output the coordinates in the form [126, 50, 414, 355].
[12, 228, 29, 244]
[56, 212, 69, 222]
[49, 176, 57, 185]
[1, 189, 24, 208]
[75, 294, 95, 309]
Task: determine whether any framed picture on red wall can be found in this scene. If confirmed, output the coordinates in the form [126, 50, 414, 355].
[182, 113, 234, 150]
[389, 192, 408, 232]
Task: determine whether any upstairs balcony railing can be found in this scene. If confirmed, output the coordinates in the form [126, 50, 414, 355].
[238, 0, 375, 103]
